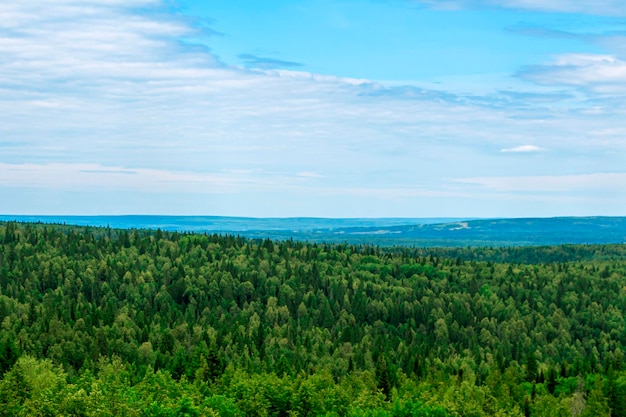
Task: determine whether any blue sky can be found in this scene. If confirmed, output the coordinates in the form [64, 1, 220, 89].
[1, 0, 625, 217]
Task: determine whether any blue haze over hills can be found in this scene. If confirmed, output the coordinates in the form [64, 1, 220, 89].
[0, 215, 460, 232]
[1, 215, 625, 247]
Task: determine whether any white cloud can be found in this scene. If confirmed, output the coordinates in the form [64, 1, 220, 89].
[519, 54, 626, 93]
[501, 145, 548, 153]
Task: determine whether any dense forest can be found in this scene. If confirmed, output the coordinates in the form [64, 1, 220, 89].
[0, 221, 625, 416]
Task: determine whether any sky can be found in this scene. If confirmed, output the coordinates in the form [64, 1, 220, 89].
[1, 0, 625, 217]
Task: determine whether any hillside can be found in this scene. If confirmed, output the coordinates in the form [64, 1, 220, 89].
[0, 221, 625, 416]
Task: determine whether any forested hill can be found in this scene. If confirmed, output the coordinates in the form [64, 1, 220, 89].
[331, 216, 626, 247]
[1, 221, 626, 416]
[2, 215, 625, 247]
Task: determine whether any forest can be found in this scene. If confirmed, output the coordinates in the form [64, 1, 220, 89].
[0, 221, 625, 416]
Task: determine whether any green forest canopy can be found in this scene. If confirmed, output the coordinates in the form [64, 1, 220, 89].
[0, 221, 625, 416]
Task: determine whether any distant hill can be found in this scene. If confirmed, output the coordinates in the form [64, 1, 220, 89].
[0, 215, 465, 232]
[315, 216, 626, 247]
[0, 215, 624, 247]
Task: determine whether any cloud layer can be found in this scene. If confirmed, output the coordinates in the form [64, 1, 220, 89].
[1, 0, 625, 216]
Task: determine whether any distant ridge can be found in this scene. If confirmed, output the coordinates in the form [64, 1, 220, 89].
[1, 215, 624, 247]
[325, 216, 626, 247]
[0, 215, 469, 232]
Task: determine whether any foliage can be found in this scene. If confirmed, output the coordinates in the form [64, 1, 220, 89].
[0, 221, 625, 416]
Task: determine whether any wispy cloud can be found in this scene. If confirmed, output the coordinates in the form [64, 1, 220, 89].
[501, 145, 548, 153]
[0, 162, 325, 194]
[414, 0, 626, 16]
[518, 54, 626, 93]
[238, 53, 303, 70]
[297, 171, 325, 179]
[0, 163, 236, 193]
[508, 26, 585, 40]
[497, 90, 573, 104]
[452, 173, 626, 193]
